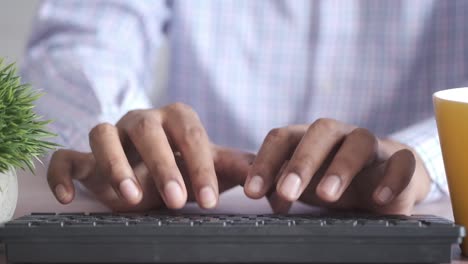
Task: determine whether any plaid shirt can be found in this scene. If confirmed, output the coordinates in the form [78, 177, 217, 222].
[23, 0, 468, 202]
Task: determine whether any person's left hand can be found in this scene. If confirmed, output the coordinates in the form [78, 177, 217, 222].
[243, 118, 432, 215]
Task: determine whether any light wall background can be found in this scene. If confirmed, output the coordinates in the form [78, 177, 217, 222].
[0, 1, 168, 97]
[2, 1, 169, 217]
[0, 1, 40, 63]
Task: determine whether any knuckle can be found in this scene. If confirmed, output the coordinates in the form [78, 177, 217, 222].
[135, 115, 157, 132]
[181, 125, 204, 145]
[251, 163, 271, 176]
[290, 154, 316, 174]
[350, 128, 378, 154]
[353, 128, 377, 143]
[125, 109, 144, 119]
[129, 115, 160, 139]
[147, 162, 179, 186]
[265, 127, 290, 144]
[166, 102, 201, 122]
[89, 123, 115, 142]
[50, 149, 65, 162]
[104, 156, 125, 176]
[147, 161, 163, 179]
[331, 156, 355, 176]
[191, 166, 213, 179]
[311, 118, 338, 132]
[167, 102, 195, 116]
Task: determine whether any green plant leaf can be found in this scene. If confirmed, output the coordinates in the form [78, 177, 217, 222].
[0, 59, 58, 174]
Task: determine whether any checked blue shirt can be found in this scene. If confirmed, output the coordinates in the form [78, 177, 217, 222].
[22, 0, 468, 202]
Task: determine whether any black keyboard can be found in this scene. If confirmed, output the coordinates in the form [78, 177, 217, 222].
[0, 213, 464, 263]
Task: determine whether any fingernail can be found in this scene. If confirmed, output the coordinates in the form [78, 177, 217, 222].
[247, 175, 264, 195]
[163, 180, 185, 207]
[321, 175, 342, 198]
[279, 173, 302, 201]
[119, 179, 140, 202]
[55, 184, 68, 201]
[377, 186, 394, 204]
[199, 186, 217, 208]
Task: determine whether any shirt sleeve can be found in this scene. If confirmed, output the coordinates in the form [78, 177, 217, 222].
[21, 0, 170, 155]
[389, 117, 447, 203]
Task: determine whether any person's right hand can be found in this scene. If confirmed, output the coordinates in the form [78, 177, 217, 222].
[47, 103, 255, 211]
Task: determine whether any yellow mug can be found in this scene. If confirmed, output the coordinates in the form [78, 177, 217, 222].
[433, 87, 468, 256]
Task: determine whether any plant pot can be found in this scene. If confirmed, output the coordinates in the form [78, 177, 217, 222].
[0, 169, 18, 223]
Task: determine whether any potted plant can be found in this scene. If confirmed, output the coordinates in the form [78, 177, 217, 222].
[0, 59, 56, 223]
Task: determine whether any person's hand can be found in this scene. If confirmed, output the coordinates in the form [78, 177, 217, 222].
[47, 103, 254, 211]
[243, 118, 431, 215]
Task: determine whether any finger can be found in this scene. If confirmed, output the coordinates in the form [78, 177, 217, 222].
[267, 162, 293, 213]
[373, 149, 415, 205]
[163, 103, 218, 209]
[90, 163, 164, 213]
[245, 126, 303, 199]
[213, 145, 256, 192]
[47, 149, 93, 204]
[316, 128, 377, 202]
[277, 119, 354, 202]
[113, 163, 164, 212]
[120, 110, 187, 209]
[89, 123, 142, 205]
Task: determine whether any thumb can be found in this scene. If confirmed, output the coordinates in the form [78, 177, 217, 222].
[212, 146, 255, 192]
[47, 149, 95, 204]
